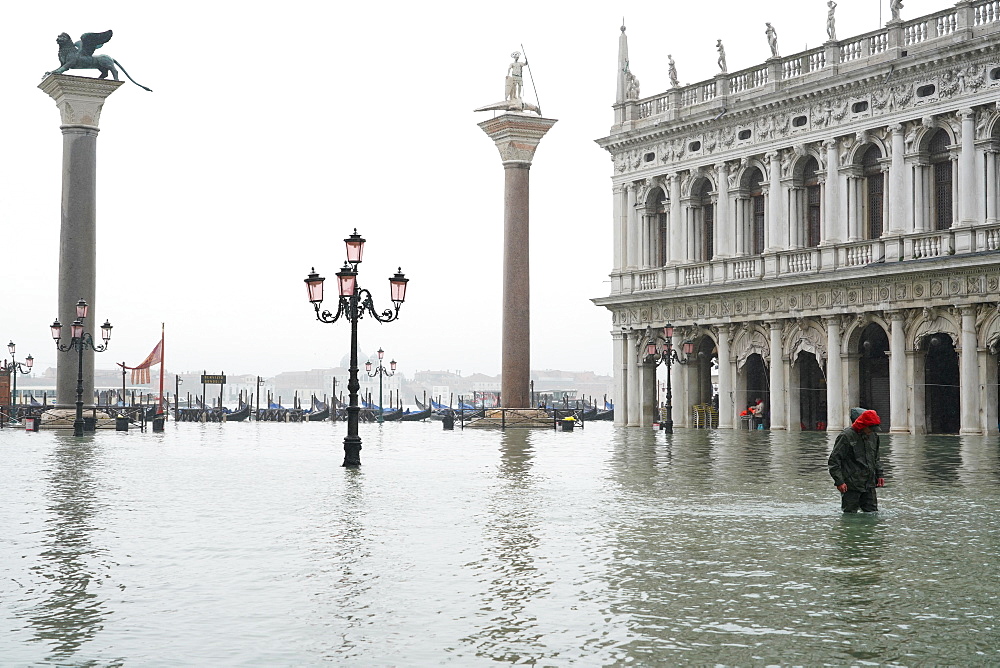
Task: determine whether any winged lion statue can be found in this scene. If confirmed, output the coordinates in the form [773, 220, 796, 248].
[44, 30, 152, 92]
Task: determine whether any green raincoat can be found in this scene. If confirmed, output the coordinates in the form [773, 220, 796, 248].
[828, 407, 884, 491]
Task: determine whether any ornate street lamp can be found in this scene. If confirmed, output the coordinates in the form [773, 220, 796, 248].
[646, 323, 694, 434]
[305, 229, 408, 467]
[365, 348, 397, 424]
[51, 298, 112, 437]
[3, 341, 34, 423]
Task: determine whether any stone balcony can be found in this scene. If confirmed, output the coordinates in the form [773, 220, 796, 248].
[610, 222, 1000, 298]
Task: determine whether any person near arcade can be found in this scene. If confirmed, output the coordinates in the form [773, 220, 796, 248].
[828, 407, 885, 512]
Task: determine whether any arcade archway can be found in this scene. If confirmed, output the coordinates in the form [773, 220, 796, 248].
[858, 323, 891, 425]
[924, 333, 960, 434]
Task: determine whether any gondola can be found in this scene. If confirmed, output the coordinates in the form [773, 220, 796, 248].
[308, 405, 330, 421]
[226, 404, 252, 422]
[400, 408, 432, 422]
[381, 409, 404, 421]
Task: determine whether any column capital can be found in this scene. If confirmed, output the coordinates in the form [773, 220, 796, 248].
[477, 113, 558, 166]
[960, 108, 976, 121]
[39, 74, 124, 129]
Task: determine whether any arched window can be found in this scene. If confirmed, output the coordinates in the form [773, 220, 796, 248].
[644, 187, 667, 267]
[929, 130, 953, 230]
[862, 146, 884, 239]
[802, 157, 821, 248]
[747, 169, 765, 254]
[699, 181, 714, 261]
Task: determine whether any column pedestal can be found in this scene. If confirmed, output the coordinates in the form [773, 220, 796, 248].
[478, 114, 556, 409]
[39, 74, 123, 407]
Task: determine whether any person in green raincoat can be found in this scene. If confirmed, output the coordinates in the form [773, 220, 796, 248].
[828, 407, 885, 512]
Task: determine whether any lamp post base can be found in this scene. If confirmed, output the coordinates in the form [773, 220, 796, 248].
[342, 436, 362, 467]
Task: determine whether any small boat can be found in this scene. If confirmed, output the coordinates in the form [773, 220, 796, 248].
[226, 404, 251, 422]
[400, 408, 432, 422]
[308, 406, 330, 421]
[381, 409, 404, 422]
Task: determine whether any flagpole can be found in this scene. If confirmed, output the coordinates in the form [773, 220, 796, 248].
[158, 322, 165, 415]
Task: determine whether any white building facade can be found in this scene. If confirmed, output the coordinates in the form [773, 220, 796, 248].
[595, 2, 1000, 435]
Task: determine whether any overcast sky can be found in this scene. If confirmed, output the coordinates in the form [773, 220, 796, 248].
[0, 0, 946, 379]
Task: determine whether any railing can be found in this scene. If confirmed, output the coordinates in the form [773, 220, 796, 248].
[701, 81, 717, 102]
[808, 50, 827, 72]
[937, 11, 959, 36]
[729, 67, 768, 93]
[976, 1, 1000, 25]
[910, 230, 953, 258]
[684, 264, 707, 285]
[904, 21, 929, 44]
[782, 57, 802, 79]
[732, 258, 758, 280]
[980, 224, 1000, 250]
[870, 32, 889, 54]
[843, 241, 876, 267]
[638, 271, 659, 291]
[782, 249, 817, 274]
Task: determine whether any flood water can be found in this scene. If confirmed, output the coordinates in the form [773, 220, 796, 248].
[1, 421, 998, 666]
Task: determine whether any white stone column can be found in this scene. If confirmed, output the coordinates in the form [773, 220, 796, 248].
[735, 197, 746, 255]
[960, 109, 977, 225]
[769, 321, 787, 429]
[612, 185, 625, 274]
[960, 306, 982, 434]
[40, 74, 124, 406]
[670, 175, 683, 263]
[787, 187, 801, 248]
[716, 163, 730, 256]
[913, 163, 927, 233]
[640, 359, 657, 428]
[768, 152, 783, 250]
[988, 151, 998, 224]
[717, 325, 734, 429]
[847, 175, 860, 241]
[889, 311, 908, 432]
[890, 124, 906, 235]
[824, 139, 841, 242]
[613, 330, 627, 426]
[626, 184, 639, 269]
[626, 331, 641, 426]
[826, 317, 844, 431]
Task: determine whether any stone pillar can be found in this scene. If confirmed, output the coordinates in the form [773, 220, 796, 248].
[960, 109, 977, 225]
[478, 113, 557, 409]
[960, 306, 981, 434]
[825, 317, 844, 431]
[824, 139, 841, 242]
[889, 311, 908, 432]
[669, 175, 683, 263]
[639, 359, 657, 427]
[717, 325, 734, 429]
[626, 184, 639, 269]
[913, 163, 927, 233]
[612, 185, 625, 273]
[987, 151, 998, 224]
[40, 75, 123, 407]
[627, 331, 641, 427]
[716, 163, 730, 256]
[768, 321, 786, 429]
[890, 124, 906, 234]
[613, 330, 627, 426]
[768, 152, 783, 250]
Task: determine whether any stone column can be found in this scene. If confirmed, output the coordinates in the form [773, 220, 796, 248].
[960, 109, 977, 225]
[768, 152, 782, 250]
[890, 124, 906, 234]
[769, 321, 786, 429]
[613, 330, 627, 426]
[824, 139, 840, 242]
[612, 185, 625, 274]
[626, 184, 639, 269]
[889, 311, 908, 432]
[735, 197, 746, 255]
[669, 175, 683, 263]
[825, 317, 844, 431]
[960, 306, 981, 434]
[40, 74, 123, 407]
[627, 330, 641, 427]
[987, 151, 998, 224]
[478, 113, 557, 409]
[716, 163, 730, 256]
[717, 325, 734, 429]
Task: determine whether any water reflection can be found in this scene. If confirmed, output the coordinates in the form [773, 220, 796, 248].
[463, 429, 546, 662]
[24, 435, 118, 664]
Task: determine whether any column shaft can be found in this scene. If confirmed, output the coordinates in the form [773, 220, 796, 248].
[889, 313, 908, 432]
[960, 307, 981, 434]
[717, 326, 734, 428]
[626, 186, 638, 268]
[890, 126, 906, 234]
[961, 110, 977, 225]
[769, 322, 786, 429]
[826, 318, 844, 431]
[501, 164, 531, 408]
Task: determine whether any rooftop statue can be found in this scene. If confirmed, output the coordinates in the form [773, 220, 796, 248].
[668, 55, 679, 88]
[827, 1, 838, 41]
[890, 0, 903, 22]
[43, 30, 152, 91]
[717, 40, 727, 73]
[766, 23, 779, 58]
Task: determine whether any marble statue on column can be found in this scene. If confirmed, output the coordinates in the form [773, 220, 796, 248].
[827, 1, 838, 41]
[43, 30, 152, 91]
[716, 40, 727, 72]
[890, 0, 903, 22]
[668, 55, 679, 88]
[624, 63, 640, 101]
[475, 50, 541, 115]
[766, 23, 779, 58]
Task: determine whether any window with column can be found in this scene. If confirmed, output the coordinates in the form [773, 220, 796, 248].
[862, 146, 884, 239]
[658, 212, 668, 266]
[929, 129, 953, 230]
[803, 158, 822, 247]
[747, 169, 765, 254]
[698, 180, 715, 261]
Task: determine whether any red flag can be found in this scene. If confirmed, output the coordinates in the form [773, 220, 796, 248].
[124, 340, 163, 385]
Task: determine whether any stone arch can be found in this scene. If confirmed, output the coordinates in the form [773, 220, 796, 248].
[790, 148, 826, 184]
[786, 318, 828, 365]
[733, 323, 770, 371]
[734, 157, 770, 191]
[909, 308, 961, 350]
[643, 184, 667, 213]
[980, 305, 1000, 352]
[685, 170, 717, 198]
[844, 312, 891, 352]
[916, 122, 958, 153]
[844, 136, 889, 166]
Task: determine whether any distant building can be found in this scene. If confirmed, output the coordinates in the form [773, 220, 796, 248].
[596, 4, 1000, 434]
